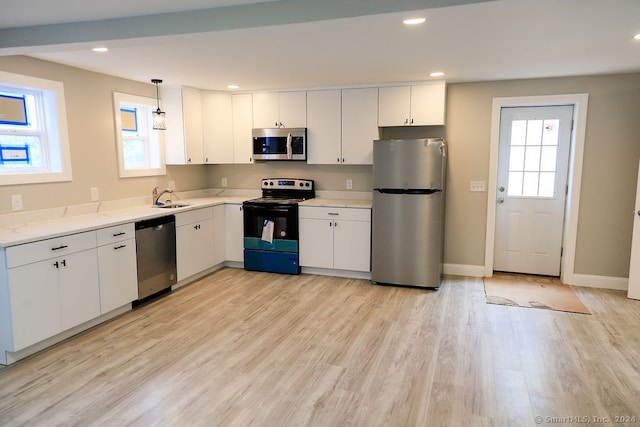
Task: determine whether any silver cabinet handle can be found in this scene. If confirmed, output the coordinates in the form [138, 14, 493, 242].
[328, 212, 339, 216]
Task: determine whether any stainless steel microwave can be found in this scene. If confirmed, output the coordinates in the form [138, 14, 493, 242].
[252, 128, 306, 161]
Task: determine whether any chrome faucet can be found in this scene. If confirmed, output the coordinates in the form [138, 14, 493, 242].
[152, 187, 173, 205]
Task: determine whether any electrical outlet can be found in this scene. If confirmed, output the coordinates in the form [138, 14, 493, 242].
[90, 187, 99, 201]
[168, 180, 176, 191]
[469, 181, 486, 192]
[11, 194, 23, 211]
[346, 179, 353, 190]
[221, 177, 228, 187]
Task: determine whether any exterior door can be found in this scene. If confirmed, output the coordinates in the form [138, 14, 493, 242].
[494, 105, 573, 276]
[627, 161, 640, 300]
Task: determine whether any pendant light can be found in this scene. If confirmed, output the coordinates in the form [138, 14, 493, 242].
[151, 78, 166, 130]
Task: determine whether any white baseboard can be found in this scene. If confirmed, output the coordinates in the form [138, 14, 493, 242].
[572, 274, 628, 291]
[443, 263, 485, 277]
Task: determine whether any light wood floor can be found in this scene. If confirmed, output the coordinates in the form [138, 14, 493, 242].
[1, 268, 640, 426]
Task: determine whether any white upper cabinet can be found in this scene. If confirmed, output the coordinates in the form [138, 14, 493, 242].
[307, 88, 378, 165]
[306, 89, 342, 165]
[252, 91, 306, 128]
[202, 92, 234, 164]
[232, 93, 254, 164]
[342, 87, 379, 165]
[163, 87, 205, 164]
[378, 82, 446, 126]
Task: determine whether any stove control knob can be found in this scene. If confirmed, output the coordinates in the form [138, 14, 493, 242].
[269, 181, 274, 186]
[305, 182, 310, 187]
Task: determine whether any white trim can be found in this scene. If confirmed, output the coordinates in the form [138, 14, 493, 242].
[112, 91, 166, 178]
[443, 263, 485, 277]
[484, 94, 589, 285]
[301, 267, 371, 280]
[572, 274, 628, 291]
[0, 71, 72, 185]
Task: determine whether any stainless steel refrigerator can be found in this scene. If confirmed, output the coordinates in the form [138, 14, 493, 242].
[372, 138, 446, 288]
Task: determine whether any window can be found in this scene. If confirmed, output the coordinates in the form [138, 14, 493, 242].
[113, 92, 165, 177]
[0, 71, 72, 185]
[507, 118, 559, 197]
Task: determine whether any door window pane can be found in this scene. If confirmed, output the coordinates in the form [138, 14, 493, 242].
[522, 172, 539, 197]
[526, 120, 543, 145]
[510, 120, 527, 146]
[508, 171, 523, 196]
[539, 172, 555, 197]
[508, 146, 525, 171]
[540, 146, 557, 171]
[542, 119, 560, 145]
[524, 146, 541, 171]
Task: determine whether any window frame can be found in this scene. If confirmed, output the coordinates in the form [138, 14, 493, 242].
[113, 92, 166, 178]
[0, 71, 72, 186]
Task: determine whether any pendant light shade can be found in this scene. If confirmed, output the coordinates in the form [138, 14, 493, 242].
[151, 79, 166, 130]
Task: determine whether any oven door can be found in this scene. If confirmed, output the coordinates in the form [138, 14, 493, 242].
[243, 202, 300, 274]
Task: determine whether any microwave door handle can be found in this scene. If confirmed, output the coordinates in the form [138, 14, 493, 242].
[287, 133, 292, 159]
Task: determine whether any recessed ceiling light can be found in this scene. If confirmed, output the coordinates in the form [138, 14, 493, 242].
[634, 33, 640, 40]
[92, 47, 108, 52]
[227, 84, 239, 89]
[403, 17, 426, 25]
[430, 72, 445, 77]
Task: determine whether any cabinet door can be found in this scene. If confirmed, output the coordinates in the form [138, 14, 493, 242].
[98, 239, 138, 313]
[8, 261, 62, 351]
[334, 220, 371, 272]
[213, 205, 226, 265]
[342, 88, 379, 165]
[279, 91, 307, 128]
[162, 87, 188, 164]
[306, 90, 342, 165]
[59, 249, 101, 331]
[410, 83, 446, 126]
[176, 219, 215, 281]
[225, 204, 244, 263]
[182, 87, 205, 164]
[232, 94, 254, 164]
[202, 92, 234, 164]
[299, 218, 334, 269]
[252, 92, 279, 128]
[378, 86, 410, 126]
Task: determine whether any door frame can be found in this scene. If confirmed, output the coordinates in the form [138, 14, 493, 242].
[484, 94, 589, 285]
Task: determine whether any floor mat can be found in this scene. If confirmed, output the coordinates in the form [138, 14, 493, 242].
[483, 275, 591, 314]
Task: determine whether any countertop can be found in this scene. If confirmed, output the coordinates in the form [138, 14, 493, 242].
[0, 195, 371, 248]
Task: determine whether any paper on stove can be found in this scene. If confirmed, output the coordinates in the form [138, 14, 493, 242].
[261, 219, 274, 243]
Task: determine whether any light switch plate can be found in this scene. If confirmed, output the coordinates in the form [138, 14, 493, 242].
[221, 177, 228, 187]
[470, 181, 486, 192]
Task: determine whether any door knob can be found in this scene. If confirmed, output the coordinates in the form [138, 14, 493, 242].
[499, 186, 505, 192]
[498, 197, 504, 204]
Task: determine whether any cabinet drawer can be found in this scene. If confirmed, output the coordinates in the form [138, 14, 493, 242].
[6, 231, 97, 268]
[299, 206, 371, 222]
[97, 223, 135, 246]
[176, 207, 213, 227]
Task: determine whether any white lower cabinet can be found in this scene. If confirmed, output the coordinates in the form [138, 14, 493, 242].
[299, 206, 371, 272]
[225, 203, 244, 263]
[213, 205, 226, 265]
[176, 207, 215, 281]
[97, 223, 138, 314]
[4, 231, 100, 351]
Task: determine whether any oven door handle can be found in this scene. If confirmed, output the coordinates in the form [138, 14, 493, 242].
[286, 133, 292, 159]
[244, 206, 294, 214]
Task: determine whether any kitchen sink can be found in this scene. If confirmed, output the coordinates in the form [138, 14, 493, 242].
[154, 203, 191, 209]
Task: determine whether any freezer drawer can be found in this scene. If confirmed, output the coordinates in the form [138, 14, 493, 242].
[371, 191, 443, 288]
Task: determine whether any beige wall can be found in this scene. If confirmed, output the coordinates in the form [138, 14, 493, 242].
[1, 55, 639, 278]
[0, 56, 208, 212]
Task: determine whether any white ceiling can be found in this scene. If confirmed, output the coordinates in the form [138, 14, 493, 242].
[1, 0, 639, 91]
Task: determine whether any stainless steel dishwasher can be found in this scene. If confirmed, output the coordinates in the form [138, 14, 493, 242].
[135, 215, 177, 300]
